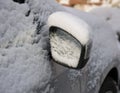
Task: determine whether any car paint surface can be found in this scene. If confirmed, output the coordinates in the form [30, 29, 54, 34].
[49, 7, 120, 93]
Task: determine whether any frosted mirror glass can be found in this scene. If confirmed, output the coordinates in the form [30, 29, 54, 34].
[50, 28, 82, 68]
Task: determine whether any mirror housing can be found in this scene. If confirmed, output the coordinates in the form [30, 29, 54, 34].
[48, 12, 92, 69]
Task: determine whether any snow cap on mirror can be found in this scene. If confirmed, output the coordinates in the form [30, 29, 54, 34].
[48, 11, 91, 45]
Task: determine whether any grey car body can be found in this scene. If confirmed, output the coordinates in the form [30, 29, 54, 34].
[9, 0, 120, 93]
[49, 7, 120, 93]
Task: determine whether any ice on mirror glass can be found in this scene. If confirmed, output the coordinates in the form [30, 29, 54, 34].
[50, 28, 81, 68]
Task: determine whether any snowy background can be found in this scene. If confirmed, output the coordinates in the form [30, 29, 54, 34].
[0, 0, 120, 93]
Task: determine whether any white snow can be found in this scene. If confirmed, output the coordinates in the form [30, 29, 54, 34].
[0, 0, 60, 93]
[48, 11, 91, 45]
[1, 0, 120, 92]
[50, 28, 81, 68]
[90, 7, 120, 33]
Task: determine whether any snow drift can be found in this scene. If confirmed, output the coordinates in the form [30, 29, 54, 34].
[0, 0, 63, 93]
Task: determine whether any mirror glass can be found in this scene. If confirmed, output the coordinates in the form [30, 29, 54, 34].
[50, 28, 82, 68]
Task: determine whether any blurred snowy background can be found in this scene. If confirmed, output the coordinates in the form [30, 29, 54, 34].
[0, 0, 120, 93]
[56, 0, 120, 11]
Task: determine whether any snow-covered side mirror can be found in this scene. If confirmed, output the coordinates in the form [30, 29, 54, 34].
[48, 12, 92, 69]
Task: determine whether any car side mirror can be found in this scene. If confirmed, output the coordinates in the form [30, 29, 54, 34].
[48, 12, 92, 69]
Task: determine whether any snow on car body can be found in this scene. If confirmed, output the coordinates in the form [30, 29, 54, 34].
[48, 7, 120, 93]
[0, 0, 120, 93]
